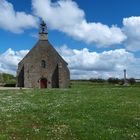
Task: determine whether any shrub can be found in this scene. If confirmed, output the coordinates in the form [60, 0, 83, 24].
[4, 83, 16, 87]
[89, 78, 105, 83]
[108, 78, 120, 84]
[128, 78, 136, 85]
[0, 73, 16, 86]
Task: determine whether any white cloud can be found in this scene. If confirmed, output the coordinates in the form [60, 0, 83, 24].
[32, 0, 126, 47]
[0, 48, 29, 75]
[57, 45, 140, 79]
[0, 47, 140, 79]
[0, 0, 37, 33]
[32, 0, 140, 51]
[1, 0, 140, 53]
[123, 16, 140, 51]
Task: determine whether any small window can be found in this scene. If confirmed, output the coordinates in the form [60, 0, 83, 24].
[41, 60, 46, 68]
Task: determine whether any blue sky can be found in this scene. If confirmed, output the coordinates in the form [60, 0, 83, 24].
[0, 0, 140, 79]
[1, 0, 140, 52]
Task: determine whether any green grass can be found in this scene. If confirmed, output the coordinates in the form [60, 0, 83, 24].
[0, 82, 140, 140]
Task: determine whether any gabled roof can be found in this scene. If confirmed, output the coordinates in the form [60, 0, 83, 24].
[19, 40, 68, 66]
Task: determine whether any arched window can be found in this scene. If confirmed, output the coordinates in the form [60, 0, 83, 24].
[41, 60, 46, 68]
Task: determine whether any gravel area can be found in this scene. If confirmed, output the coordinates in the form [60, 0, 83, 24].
[0, 87, 29, 90]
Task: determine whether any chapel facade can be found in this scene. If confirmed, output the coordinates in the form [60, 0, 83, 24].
[17, 21, 70, 88]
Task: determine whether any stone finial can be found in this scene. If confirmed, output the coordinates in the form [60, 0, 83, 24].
[124, 69, 126, 81]
[123, 69, 128, 86]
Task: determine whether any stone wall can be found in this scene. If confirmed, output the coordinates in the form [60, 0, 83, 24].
[17, 40, 70, 88]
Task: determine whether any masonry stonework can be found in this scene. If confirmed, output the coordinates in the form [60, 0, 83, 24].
[17, 21, 70, 88]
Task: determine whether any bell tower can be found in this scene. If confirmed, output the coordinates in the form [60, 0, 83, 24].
[39, 20, 48, 40]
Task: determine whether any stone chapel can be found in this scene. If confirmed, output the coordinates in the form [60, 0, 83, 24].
[17, 21, 70, 88]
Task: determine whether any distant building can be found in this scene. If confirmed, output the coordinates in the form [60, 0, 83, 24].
[17, 21, 70, 88]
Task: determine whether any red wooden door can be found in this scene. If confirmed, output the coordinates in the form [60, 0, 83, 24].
[40, 79, 47, 88]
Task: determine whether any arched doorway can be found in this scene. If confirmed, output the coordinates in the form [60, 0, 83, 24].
[40, 78, 47, 88]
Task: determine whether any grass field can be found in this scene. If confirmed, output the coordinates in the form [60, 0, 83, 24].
[0, 82, 140, 140]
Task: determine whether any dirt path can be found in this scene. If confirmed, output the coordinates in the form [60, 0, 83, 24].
[0, 87, 29, 90]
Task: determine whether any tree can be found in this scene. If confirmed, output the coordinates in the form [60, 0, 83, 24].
[0, 73, 16, 84]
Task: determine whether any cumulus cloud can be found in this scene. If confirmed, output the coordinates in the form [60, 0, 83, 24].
[1, 0, 140, 52]
[31, 0, 140, 51]
[123, 16, 140, 51]
[32, 0, 126, 47]
[57, 45, 140, 79]
[0, 46, 140, 79]
[32, 0, 140, 51]
[0, 48, 29, 74]
[0, 0, 37, 33]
